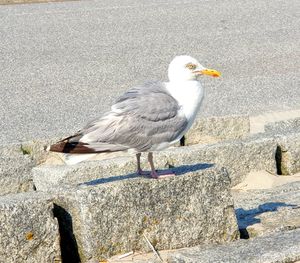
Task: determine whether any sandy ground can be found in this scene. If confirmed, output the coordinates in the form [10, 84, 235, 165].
[232, 170, 300, 191]
[249, 109, 300, 134]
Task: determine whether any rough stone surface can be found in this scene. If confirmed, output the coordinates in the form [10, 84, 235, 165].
[0, 192, 61, 262]
[32, 156, 136, 191]
[275, 133, 300, 175]
[265, 117, 300, 134]
[0, 144, 35, 196]
[167, 229, 300, 263]
[233, 181, 300, 238]
[185, 115, 250, 145]
[53, 166, 239, 261]
[33, 134, 278, 190]
[158, 135, 277, 186]
[0, 139, 61, 196]
[20, 138, 60, 165]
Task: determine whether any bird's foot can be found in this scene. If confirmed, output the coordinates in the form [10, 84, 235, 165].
[137, 169, 151, 176]
[151, 170, 175, 179]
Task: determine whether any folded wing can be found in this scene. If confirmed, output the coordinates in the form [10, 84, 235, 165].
[50, 81, 188, 153]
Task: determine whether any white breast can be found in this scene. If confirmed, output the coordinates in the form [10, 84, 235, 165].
[150, 81, 204, 152]
[150, 81, 203, 151]
[166, 80, 204, 126]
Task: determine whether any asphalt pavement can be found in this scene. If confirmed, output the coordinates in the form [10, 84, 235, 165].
[0, 0, 299, 144]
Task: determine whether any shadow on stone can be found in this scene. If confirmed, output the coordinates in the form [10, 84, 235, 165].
[53, 204, 81, 263]
[173, 163, 214, 175]
[180, 135, 185, 146]
[81, 163, 214, 186]
[275, 145, 282, 175]
[236, 202, 298, 239]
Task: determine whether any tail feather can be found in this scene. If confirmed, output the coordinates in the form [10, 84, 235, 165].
[49, 139, 128, 154]
[49, 141, 97, 153]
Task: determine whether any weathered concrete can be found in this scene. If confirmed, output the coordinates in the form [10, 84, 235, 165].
[0, 192, 61, 262]
[53, 166, 239, 261]
[184, 115, 250, 145]
[166, 229, 300, 263]
[233, 181, 300, 238]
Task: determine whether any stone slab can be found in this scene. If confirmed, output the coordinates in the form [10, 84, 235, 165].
[0, 192, 61, 262]
[265, 117, 300, 134]
[184, 115, 250, 145]
[157, 134, 277, 186]
[0, 144, 35, 196]
[0, 139, 61, 196]
[275, 133, 300, 175]
[167, 229, 300, 263]
[53, 166, 239, 261]
[233, 181, 300, 239]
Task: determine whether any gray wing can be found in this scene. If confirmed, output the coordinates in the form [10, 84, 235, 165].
[51, 81, 188, 153]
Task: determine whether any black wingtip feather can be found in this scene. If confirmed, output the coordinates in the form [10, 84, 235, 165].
[49, 141, 98, 154]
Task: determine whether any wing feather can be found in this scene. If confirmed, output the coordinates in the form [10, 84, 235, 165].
[50, 81, 188, 153]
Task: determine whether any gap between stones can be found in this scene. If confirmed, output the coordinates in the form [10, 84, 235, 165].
[53, 204, 81, 263]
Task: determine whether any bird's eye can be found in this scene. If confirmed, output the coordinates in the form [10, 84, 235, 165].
[185, 63, 197, 70]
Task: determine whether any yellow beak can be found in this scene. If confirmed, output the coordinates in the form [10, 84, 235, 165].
[195, 68, 221, 78]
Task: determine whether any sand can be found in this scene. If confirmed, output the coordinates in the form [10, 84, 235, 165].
[249, 109, 300, 134]
[232, 170, 300, 191]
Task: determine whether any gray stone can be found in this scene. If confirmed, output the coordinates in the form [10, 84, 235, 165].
[233, 181, 300, 238]
[275, 133, 300, 175]
[0, 192, 61, 262]
[0, 139, 62, 196]
[184, 115, 250, 146]
[32, 156, 137, 191]
[167, 229, 300, 263]
[53, 166, 239, 261]
[265, 117, 300, 134]
[0, 144, 35, 196]
[157, 134, 277, 186]
[33, 134, 277, 190]
[241, 206, 300, 239]
[20, 139, 58, 165]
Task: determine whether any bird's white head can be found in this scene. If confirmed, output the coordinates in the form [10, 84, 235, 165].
[168, 55, 221, 82]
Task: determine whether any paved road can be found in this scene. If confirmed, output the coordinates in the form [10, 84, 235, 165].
[0, 0, 299, 144]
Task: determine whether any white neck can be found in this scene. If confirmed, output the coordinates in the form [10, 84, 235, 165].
[165, 80, 204, 125]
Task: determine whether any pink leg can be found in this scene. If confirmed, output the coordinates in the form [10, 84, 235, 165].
[136, 153, 150, 176]
[148, 152, 175, 179]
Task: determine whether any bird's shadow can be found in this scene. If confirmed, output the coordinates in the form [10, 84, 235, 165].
[236, 202, 298, 238]
[80, 162, 214, 186]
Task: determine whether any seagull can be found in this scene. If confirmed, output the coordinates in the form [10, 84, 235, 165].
[49, 55, 220, 178]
